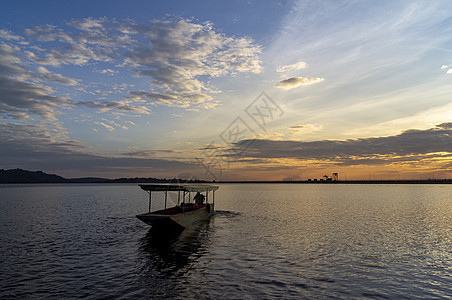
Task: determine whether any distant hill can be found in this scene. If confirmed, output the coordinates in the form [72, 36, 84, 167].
[0, 169, 209, 184]
[0, 169, 69, 183]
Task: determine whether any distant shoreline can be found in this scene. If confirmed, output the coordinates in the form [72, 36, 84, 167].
[1, 169, 451, 184]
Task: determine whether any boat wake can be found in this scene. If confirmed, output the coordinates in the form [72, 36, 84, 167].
[214, 210, 242, 217]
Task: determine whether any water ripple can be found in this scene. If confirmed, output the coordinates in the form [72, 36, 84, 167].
[1, 184, 451, 298]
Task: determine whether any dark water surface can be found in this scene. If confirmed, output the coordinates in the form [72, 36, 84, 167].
[0, 183, 451, 299]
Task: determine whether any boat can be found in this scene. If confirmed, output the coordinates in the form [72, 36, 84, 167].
[136, 184, 219, 232]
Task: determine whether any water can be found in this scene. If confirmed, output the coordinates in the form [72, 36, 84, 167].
[0, 183, 451, 299]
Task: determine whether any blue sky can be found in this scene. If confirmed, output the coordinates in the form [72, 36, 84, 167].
[1, 0, 451, 180]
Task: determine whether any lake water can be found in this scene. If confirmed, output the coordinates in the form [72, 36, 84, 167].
[0, 183, 451, 299]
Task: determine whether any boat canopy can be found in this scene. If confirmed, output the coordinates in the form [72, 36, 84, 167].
[139, 184, 219, 193]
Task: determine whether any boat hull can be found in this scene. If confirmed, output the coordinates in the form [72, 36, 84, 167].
[136, 204, 214, 232]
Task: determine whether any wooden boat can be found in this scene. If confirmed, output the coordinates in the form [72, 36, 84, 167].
[136, 184, 219, 232]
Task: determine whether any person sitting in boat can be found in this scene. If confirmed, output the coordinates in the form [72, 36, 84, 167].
[194, 191, 205, 205]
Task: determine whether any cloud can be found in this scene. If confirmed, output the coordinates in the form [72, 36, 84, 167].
[96, 122, 115, 131]
[289, 124, 322, 135]
[228, 123, 452, 166]
[77, 100, 151, 114]
[121, 19, 262, 108]
[437, 122, 452, 129]
[0, 44, 70, 120]
[0, 29, 23, 42]
[25, 44, 109, 66]
[121, 149, 179, 158]
[0, 78, 70, 121]
[0, 25, 152, 120]
[24, 25, 74, 43]
[25, 18, 262, 103]
[0, 44, 30, 79]
[0, 123, 85, 152]
[36, 66, 79, 85]
[67, 17, 131, 47]
[1, 17, 263, 123]
[276, 77, 324, 89]
[276, 61, 306, 73]
[0, 122, 200, 177]
[442, 64, 452, 74]
[126, 90, 216, 108]
[98, 68, 118, 75]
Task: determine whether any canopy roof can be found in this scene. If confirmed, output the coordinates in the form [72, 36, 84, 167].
[139, 184, 219, 193]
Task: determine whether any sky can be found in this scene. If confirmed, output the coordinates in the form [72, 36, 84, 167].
[0, 0, 451, 180]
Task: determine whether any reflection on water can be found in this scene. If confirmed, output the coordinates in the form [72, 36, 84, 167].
[137, 217, 216, 298]
[139, 218, 212, 272]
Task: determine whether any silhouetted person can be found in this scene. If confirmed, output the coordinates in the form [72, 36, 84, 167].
[194, 191, 205, 205]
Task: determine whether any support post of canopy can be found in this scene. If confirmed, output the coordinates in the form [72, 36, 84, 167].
[213, 190, 215, 205]
[164, 190, 168, 210]
[178, 191, 180, 205]
[148, 191, 152, 213]
[206, 190, 209, 203]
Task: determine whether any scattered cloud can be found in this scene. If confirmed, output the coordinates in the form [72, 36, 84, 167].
[112, 83, 130, 92]
[254, 131, 284, 140]
[36, 66, 79, 85]
[0, 29, 24, 42]
[276, 61, 306, 73]
[276, 77, 324, 89]
[442, 64, 452, 74]
[0, 44, 70, 120]
[0, 17, 263, 123]
[91, 118, 132, 131]
[289, 124, 322, 135]
[96, 122, 115, 131]
[125, 90, 217, 108]
[121, 19, 261, 108]
[121, 149, 179, 158]
[98, 68, 118, 75]
[76, 100, 151, 114]
[24, 25, 74, 43]
[0, 44, 30, 80]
